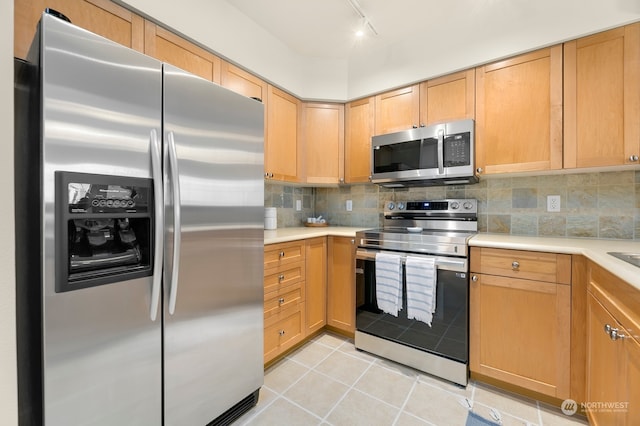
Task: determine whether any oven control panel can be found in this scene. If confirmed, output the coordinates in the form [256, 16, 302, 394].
[385, 198, 477, 215]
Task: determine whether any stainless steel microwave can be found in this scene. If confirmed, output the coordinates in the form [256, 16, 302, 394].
[370, 119, 477, 187]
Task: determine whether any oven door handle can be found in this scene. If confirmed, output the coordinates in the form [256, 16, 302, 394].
[356, 249, 467, 272]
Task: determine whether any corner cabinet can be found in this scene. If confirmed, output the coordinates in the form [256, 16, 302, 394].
[144, 21, 221, 83]
[15, 0, 144, 59]
[265, 85, 301, 182]
[301, 103, 345, 185]
[586, 261, 640, 426]
[564, 23, 640, 168]
[326, 236, 356, 335]
[470, 247, 571, 399]
[345, 97, 375, 183]
[475, 45, 563, 175]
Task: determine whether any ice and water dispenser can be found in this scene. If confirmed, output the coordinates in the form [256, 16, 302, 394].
[55, 172, 154, 292]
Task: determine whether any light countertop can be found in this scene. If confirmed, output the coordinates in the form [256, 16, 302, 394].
[265, 227, 640, 291]
[470, 234, 640, 290]
[264, 226, 367, 245]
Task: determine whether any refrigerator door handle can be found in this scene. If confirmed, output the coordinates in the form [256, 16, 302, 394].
[167, 131, 182, 315]
[149, 129, 163, 321]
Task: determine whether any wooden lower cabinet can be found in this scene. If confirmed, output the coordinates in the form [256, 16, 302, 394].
[586, 261, 640, 425]
[305, 237, 327, 336]
[263, 240, 306, 364]
[470, 247, 571, 399]
[326, 236, 356, 334]
[264, 304, 305, 363]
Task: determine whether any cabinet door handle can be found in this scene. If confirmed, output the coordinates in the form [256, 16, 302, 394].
[476, 167, 483, 174]
[279, 251, 285, 258]
[512, 261, 520, 270]
[278, 330, 285, 336]
[630, 154, 639, 162]
[471, 275, 478, 282]
[610, 328, 626, 341]
[278, 274, 285, 282]
[278, 297, 285, 305]
[604, 324, 612, 334]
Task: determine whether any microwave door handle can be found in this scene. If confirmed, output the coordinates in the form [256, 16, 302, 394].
[437, 129, 444, 175]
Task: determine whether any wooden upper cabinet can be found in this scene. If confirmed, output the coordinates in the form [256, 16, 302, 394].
[374, 84, 420, 135]
[475, 45, 563, 175]
[420, 69, 475, 126]
[144, 21, 221, 84]
[266, 85, 301, 182]
[564, 23, 640, 168]
[15, 0, 144, 59]
[221, 62, 268, 102]
[302, 103, 345, 185]
[345, 97, 375, 183]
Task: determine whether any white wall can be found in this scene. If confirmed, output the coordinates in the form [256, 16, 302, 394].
[1, 0, 17, 424]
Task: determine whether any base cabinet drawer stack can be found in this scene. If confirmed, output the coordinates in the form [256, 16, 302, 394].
[263, 241, 306, 364]
[470, 247, 571, 399]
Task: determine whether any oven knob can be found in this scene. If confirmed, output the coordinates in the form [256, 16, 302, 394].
[450, 201, 460, 210]
[463, 201, 474, 210]
[397, 202, 405, 210]
[387, 202, 395, 210]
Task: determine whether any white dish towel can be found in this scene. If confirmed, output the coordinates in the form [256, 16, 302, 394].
[405, 256, 437, 326]
[375, 252, 402, 317]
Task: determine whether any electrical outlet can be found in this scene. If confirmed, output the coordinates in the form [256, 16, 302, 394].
[346, 199, 353, 212]
[295, 199, 301, 211]
[547, 195, 561, 212]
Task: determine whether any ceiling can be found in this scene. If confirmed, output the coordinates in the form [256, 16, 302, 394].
[123, 0, 640, 100]
[223, 0, 640, 61]
[224, 0, 432, 60]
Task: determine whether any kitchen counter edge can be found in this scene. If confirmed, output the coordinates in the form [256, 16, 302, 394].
[470, 234, 640, 291]
[264, 227, 367, 245]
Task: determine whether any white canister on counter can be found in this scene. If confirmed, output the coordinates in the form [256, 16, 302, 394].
[265, 207, 277, 230]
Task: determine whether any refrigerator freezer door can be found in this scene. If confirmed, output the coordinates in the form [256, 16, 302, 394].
[38, 15, 162, 425]
[163, 63, 265, 425]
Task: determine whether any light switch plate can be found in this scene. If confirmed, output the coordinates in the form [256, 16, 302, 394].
[547, 195, 560, 212]
[346, 199, 353, 212]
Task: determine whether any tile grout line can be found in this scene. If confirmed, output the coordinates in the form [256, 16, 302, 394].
[319, 356, 377, 424]
[244, 340, 343, 424]
[391, 376, 419, 426]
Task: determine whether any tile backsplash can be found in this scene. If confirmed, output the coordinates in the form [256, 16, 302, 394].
[266, 170, 640, 240]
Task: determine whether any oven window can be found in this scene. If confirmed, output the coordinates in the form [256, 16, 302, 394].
[356, 258, 468, 363]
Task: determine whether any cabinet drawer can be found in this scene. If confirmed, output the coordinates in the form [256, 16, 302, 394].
[264, 264, 304, 294]
[264, 303, 304, 363]
[264, 285, 303, 319]
[264, 241, 305, 271]
[470, 247, 571, 284]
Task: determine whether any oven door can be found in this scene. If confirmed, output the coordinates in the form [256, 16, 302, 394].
[355, 248, 468, 364]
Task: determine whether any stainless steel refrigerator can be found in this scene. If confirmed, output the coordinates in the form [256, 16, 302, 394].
[15, 12, 264, 425]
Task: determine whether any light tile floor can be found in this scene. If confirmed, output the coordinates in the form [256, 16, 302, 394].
[237, 332, 589, 426]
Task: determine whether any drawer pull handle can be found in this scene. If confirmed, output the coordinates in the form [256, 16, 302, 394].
[279, 251, 285, 258]
[278, 330, 285, 336]
[279, 297, 285, 305]
[511, 261, 520, 270]
[278, 274, 285, 282]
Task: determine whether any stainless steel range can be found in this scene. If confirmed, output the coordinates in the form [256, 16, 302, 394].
[355, 199, 477, 386]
